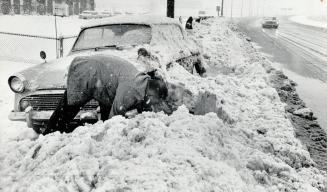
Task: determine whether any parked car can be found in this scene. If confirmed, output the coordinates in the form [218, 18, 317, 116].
[113, 11, 123, 16]
[78, 10, 99, 19]
[261, 17, 279, 29]
[8, 15, 205, 132]
[98, 10, 112, 18]
[195, 11, 214, 22]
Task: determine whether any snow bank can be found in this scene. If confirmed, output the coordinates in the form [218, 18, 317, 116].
[0, 18, 327, 192]
[0, 108, 260, 191]
[290, 15, 327, 29]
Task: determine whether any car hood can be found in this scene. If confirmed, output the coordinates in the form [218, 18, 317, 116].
[11, 49, 142, 92]
[12, 55, 76, 91]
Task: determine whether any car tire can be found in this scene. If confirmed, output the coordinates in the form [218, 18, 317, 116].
[32, 125, 44, 134]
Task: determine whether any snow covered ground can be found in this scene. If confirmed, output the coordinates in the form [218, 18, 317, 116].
[0, 16, 327, 191]
[0, 15, 84, 63]
[290, 15, 327, 29]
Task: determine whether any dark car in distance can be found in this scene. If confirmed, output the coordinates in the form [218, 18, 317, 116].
[261, 17, 279, 29]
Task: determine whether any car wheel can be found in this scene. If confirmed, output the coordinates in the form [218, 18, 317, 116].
[32, 124, 45, 134]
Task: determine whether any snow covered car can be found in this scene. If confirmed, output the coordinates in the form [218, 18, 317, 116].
[261, 17, 279, 29]
[8, 15, 205, 132]
[78, 10, 99, 19]
[98, 10, 112, 18]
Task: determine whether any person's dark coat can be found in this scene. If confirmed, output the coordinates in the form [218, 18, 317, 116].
[67, 55, 151, 118]
[185, 16, 193, 29]
[43, 55, 158, 134]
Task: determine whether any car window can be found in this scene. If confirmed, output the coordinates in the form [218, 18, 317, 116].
[73, 24, 152, 51]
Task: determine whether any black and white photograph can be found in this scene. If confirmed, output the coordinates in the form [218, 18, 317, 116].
[0, 0, 327, 191]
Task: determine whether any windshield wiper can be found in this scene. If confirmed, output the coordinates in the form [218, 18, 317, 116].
[72, 45, 118, 52]
[94, 45, 117, 51]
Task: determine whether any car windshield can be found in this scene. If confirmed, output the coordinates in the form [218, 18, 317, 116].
[72, 24, 151, 51]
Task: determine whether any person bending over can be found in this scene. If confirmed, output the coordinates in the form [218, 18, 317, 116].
[43, 55, 170, 135]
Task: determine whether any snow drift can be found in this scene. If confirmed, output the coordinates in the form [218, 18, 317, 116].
[0, 17, 327, 192]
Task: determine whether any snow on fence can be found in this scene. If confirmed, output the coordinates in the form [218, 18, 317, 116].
[0, 31, 77, 64]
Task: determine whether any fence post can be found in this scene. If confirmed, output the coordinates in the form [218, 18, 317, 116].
[59, 36, 64, 57]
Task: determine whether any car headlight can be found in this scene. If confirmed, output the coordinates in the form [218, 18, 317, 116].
[8, 76, 25, 93]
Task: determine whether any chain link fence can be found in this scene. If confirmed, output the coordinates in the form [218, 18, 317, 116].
[0, 31, 77, 64]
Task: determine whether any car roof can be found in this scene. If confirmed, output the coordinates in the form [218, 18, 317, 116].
[81, 15, 181, 29]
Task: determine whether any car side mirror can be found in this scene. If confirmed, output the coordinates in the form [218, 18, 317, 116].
[40, 51, 47, 62]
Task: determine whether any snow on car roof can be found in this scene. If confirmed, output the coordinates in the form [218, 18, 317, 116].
[81, 15, 182, 29]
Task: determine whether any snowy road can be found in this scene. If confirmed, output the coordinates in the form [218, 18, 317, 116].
[237, 17, 327, 132]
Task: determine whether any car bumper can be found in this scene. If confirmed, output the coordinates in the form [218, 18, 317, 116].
[262, 24, 278, 28]
[9, 107, 100, 128]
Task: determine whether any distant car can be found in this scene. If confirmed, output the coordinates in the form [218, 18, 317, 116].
[78, 10, 99, 19]
[8, 15, 205, 132]
[98, 10, 112, 18]
[113, 11, 123, 16]
[195, 11, 214, 22]
[261, 17, 279, 29]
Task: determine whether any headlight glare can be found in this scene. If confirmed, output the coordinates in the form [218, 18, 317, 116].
[9, 76, 25, 93]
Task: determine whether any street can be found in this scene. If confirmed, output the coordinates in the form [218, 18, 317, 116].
[238, 17, 327, 131]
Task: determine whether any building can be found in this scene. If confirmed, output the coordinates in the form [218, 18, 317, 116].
[0, 0, 94, 15]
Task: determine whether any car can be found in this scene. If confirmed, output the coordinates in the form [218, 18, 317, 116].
[7, 15, 206, 133]
[78, 10, 99, 19]
[112, 11, 123, 16]
[195, 11, 214, 22]
[98, 10, 112, 18]
[261, 17, 279, 29]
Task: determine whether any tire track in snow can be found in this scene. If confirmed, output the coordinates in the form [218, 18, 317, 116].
[276, 33, 327, 80]
[277, 30, 327, 63]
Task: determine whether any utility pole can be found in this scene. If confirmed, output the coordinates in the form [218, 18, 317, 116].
[221, 0, 224, 17]
[230, 0, 234, 18]
[249, 0, 253, 16]
[54, 12, 58, 58]
[262, 0, 266, 17]
[167, 0, 174, 18]
[241, 0, 244, 17]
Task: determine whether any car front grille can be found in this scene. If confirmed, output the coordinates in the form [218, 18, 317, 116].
[20, 94, 99, 111]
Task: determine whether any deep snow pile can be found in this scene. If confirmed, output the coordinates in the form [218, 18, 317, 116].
[1, 18, 327, 192]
